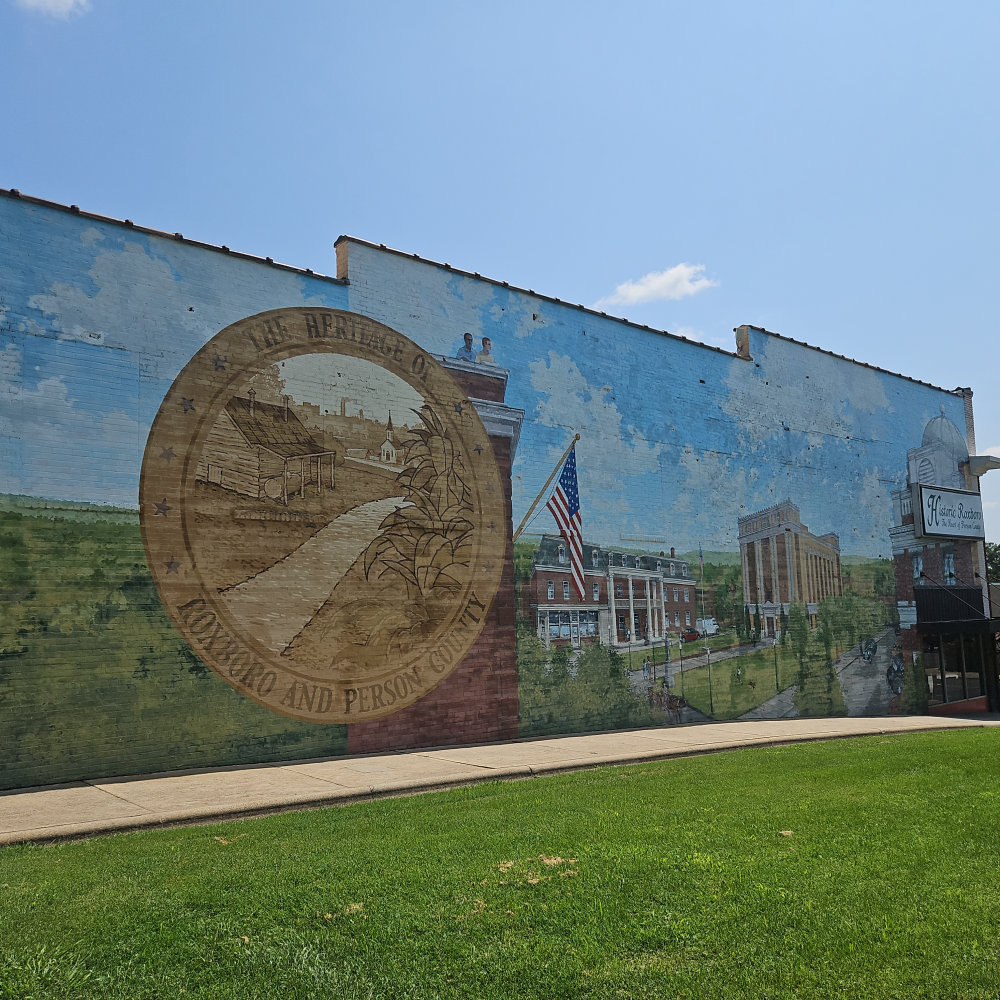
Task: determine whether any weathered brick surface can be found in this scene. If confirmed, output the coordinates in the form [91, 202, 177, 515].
[346, 389, 519, 752]
[0, 191, 990, 790]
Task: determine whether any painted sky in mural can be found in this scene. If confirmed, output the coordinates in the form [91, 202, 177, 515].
[0, 205, 971, 562]
[341, 245, 969, 562]
[0, 208, 346, 506]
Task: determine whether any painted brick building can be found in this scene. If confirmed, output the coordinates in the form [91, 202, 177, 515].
[738, 499, 843, 634]
[525, 534, 694, 648]
[889, 408, 996, 711]
[1, 186, 996, 791]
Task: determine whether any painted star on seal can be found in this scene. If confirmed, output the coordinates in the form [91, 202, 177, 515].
[153, 498, 172, 517]
[453, 401, 464, 414]
[159, 447, 176, 463]
[165, 557, 181, 574]
[212, 355, 227, 371]
[181, 397, 195, 413]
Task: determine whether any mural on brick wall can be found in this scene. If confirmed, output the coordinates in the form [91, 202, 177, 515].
[0, 195, 989, 790]
[335, 238, 987, 738]
[140, 308, 506, 723]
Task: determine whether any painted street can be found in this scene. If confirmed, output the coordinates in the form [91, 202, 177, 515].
[219, 496, 408, 654]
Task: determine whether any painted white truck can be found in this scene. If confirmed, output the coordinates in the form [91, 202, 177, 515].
[696, 617, 719, 637]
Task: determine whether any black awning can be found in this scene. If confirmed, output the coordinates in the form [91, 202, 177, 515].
[916, 618, 1000, 635]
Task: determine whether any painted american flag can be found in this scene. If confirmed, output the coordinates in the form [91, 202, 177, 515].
[546, 445, 585, 599]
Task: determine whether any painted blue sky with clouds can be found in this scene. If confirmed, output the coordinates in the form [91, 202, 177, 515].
[0, 204, 973, 561]
[3, 0, 998, 538]
[0, 201, 347, 505]
[342, 241, 966, 560]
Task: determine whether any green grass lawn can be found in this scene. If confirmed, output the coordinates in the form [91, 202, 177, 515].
[673, 643, 850, 721]
[622, 631, 740, 673]
[677, 644, 800, 718]
[3, 730, 1000, 999]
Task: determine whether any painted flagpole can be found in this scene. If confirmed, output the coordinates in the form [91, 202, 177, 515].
[512, 433, 581, 543]
[699, 542, 707, 625]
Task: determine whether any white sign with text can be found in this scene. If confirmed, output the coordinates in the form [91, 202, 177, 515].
[917, 485, 986, 540]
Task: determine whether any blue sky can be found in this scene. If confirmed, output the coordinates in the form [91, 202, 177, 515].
[3, 0, 999, 540]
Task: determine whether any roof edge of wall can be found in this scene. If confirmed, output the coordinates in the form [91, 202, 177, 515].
[1, 187, 347, 286]
[0, 191, 964, 399]
[336, 235, 964, 398]
[739, 324, 965, 397]
[334, 235, 740, 360]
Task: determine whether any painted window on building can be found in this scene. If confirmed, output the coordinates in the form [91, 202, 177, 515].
[912, 553, 923, 582]
[943, 549, 956, 584]
[547, 581, 554, 600]
[592, 582, 599, 601]
[685, 611, 691, 626]
[563, 581, 570, 600]
[674, 612, 680, 626]
[684, 587, 690, 602]
[558, 544, 566, 564]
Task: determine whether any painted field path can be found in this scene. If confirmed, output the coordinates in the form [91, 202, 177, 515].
[219, 496, 408, 654]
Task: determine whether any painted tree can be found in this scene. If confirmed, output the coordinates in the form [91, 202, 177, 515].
[899, 649, 929, 714]
[364, 404, 473, 598]
[516, 625, 657, 737]
[986, 541, 1000, 584]
[787, 601, 810, 685]
[817, 597, 836, 664]
[246, 363, 287, 404]
[815, 597, 839, 712]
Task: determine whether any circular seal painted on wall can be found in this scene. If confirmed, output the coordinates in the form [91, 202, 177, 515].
[140, 308, 506, 724]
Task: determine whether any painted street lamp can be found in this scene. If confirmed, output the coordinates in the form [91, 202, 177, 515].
[706, 644, 714, 716]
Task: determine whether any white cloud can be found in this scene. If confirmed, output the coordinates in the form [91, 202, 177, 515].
[593, 263, 717, 310]
[14, 0, 90, 16]
[0, 349, 142, 506]
[669, 446, 753, 550]
[27, 239, 340, 376]
[673, 325, 732, 350]
[13, 239, 346, 504]
[719, 336, 891, 448]
[277, 353, 425, 425]
[521, 352, 663, 533]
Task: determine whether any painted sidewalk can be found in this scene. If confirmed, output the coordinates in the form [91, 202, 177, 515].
[2, 715, 996, 847]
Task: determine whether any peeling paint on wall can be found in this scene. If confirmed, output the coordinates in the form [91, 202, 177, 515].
[0, 193, 981, 789]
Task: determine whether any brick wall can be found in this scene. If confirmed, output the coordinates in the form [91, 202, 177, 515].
[345, 378, 519, 752]
[0, 192, 988, 789]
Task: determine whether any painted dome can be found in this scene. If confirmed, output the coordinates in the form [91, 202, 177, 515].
[921, 406, 968, 462]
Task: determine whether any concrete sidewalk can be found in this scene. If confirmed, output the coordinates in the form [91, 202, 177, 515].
[2, 715, 996, 846]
